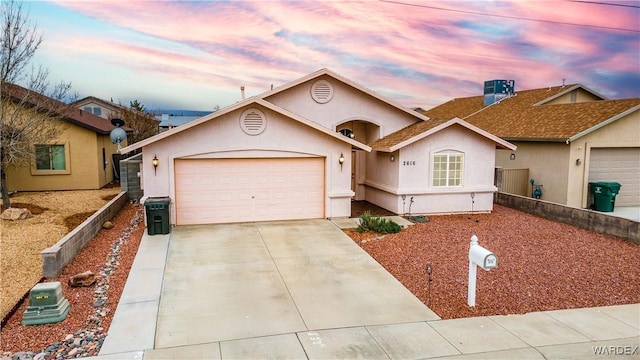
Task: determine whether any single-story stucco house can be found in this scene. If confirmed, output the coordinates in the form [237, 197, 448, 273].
[422, 82, 640, 209]
[4, 83, 127, 191]
[119, 69, 515, 225]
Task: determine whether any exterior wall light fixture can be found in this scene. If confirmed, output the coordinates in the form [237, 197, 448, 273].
[510, 153, 516, 160]
[338, 153, 345, 171]
[152, 154, 159, 175]
[390, 155, 395, 162]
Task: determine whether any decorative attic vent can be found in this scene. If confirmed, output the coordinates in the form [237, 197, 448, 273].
[311, 80, 334, 104]
[240, 108, 267, 135]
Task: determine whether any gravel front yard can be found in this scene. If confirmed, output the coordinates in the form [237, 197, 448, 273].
[0, 187, 121, 321]
[354, 205, 640, 319]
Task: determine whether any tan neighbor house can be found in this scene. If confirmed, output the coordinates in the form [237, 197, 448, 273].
[4, 84, 127, 191]
[422, 83, 640, 209]
[119, 69, 516, 226]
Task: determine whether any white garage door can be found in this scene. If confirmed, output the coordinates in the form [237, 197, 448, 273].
[589, 148, 640, 207]
[175, 158, 325, 225]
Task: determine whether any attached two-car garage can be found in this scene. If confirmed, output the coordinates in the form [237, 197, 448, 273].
[174, 157, 325, 225]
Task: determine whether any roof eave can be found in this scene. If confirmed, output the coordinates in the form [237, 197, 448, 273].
[503, 137, 567, 143]
[119, 96, 373, 154]
[119, 97, 259, 153]
[566, 104, 640, 143]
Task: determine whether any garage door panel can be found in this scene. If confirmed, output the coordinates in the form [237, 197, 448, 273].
[175, 158, 325, 225]
[589, 148, 640, 207]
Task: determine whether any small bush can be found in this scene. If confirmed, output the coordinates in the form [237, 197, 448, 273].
[358, 211, 401, 234]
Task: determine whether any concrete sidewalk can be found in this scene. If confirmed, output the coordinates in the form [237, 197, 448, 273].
[93, 219, 639, 360]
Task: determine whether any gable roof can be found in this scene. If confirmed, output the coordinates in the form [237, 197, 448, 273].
[371, 117, 516, 152]
[119, 68, 438, 154]
[260, 68, 432, 123]
[2, 83, 122, 135]
[118, 96, 372, 154]
[422, 84, 640, 142]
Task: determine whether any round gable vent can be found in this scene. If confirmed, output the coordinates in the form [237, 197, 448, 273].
[240, 108, 267, 135]
[311, 80, 334, 104]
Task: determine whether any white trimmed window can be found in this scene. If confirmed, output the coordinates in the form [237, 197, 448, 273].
[32, 143, 71, 175]
[433, 152, 463, 187]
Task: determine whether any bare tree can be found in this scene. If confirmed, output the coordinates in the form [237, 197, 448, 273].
[110, 100, 159, 147]
[0, 0, 73, 208]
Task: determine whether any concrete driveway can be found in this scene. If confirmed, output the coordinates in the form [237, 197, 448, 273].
[101, 219, 439, 355]
[157, 219, 438, 347]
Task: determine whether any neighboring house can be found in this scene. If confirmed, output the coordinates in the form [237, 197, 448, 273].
[73, 96, 128, 119]
[4, 84, 127, 191]
[120, 69, 515, 225]
[422, 81, 640, 208]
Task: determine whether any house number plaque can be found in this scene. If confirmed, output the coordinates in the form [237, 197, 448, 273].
[402, 160, 416, 166]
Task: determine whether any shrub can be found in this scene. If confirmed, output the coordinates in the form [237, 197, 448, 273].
[357, 211, 401, 234]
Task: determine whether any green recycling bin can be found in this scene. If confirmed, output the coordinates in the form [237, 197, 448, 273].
[144, 196, 171, 235]
[589, 182, 621, 212]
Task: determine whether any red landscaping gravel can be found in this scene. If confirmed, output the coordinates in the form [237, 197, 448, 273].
[355, 205, 640, 319]
[0, 203, 144, 355]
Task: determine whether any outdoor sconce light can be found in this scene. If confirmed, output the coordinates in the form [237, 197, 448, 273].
[152, 154, 159, 175]
[390, 155, 395, 162]
[510, 153, 516, 160]
[576, 158, 582, 165]
[338, 153, 345, 171]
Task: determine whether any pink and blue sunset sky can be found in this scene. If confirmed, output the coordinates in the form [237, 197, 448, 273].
[28, 0, 639, 111]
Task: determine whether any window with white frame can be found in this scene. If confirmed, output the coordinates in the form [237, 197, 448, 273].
[432, 152, 464, 187]
[35, 144, 66, 170]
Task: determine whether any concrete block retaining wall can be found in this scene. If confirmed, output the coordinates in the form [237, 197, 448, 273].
[41, 191, 129, 278]
[496, 192, 639, 244]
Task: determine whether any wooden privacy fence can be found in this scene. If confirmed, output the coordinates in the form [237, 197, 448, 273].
[495, 168, 529, 196]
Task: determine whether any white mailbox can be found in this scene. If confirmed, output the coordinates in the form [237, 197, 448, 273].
[469, 244, 497, 270]
[468, 235, 497, 307]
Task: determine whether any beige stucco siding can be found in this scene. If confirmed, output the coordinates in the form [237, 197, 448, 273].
[497, 142, 570, 204]
[545, 89, 601, 105]
[264, 75, 419, 137]
[366, 125, 499, 214]
[140, 104, 354, 224]
[7, 125, 119, 191]
[570, 111, 640, 207]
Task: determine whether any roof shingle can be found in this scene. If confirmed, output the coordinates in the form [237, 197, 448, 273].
[2, 83, 118, 134]
[422, 85, 640, 141]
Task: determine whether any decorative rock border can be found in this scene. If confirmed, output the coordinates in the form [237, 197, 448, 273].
[2, 205, 143, 359]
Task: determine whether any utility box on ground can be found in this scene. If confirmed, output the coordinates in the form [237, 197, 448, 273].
[589, 182, 621, 212]
[22, 282, 70, 325]
[144, 196, 171, 235]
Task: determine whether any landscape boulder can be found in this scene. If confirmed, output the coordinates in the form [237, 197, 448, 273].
[102, 221, 114, 229]
[1, 208, 33, 221]
[68, 271, 97, 287]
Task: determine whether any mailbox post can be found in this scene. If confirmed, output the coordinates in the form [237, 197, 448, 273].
[468, 235, 497, 307]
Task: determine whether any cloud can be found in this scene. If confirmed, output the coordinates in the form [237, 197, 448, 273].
[43, 0, 639, 109]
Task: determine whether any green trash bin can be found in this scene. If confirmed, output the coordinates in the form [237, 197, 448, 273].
[144, 196, 171, 235]
[589, 182, 621, 212]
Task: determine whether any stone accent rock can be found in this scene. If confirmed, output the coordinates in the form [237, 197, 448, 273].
[68, 271, 97, 287]
[102, 221, 114, 229]
[0, 208, 32, 221]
